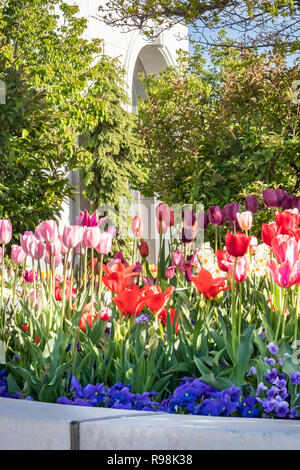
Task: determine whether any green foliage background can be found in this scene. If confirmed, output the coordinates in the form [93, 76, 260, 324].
[136, 44, 299, 220]
[0, 0, 145, 244]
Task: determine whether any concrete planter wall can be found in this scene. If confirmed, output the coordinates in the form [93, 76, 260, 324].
[0, 397, 300, 450]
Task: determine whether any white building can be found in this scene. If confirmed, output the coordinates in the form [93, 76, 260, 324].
[62, 0, 189, 262]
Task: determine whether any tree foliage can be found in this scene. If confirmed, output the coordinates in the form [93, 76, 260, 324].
[98, 0, 300, 52]
[135, 45, 299, 211]
[0, 0, 144, 242]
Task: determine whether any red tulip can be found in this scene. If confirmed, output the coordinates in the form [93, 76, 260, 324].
[139, 241, 149, 258]
[216, 249, 235, 272]
[102, 263, 138, 294]
[137, 285, 174, 315]
[158, 307, 180, 332]
[225, 232, 251, 257]
[111, 285, 146, 316]
[191, 270, 230, 299]
[261, 223, 278, 246]
[275, 211, 299, 235]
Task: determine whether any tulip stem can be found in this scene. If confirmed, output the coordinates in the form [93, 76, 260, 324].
[1, 243, 4, 314]
[91, 248, 94, 313]
[61, 249, 70, 330]
[83, 248, 87, 293]
[294, 285, 300, 344]
[32, 258, 36, 310]
[97, 254, 104, 309]
[215, 227, 218, 253]
[68, 250, 76, 313]
[231, 257, 238, 361]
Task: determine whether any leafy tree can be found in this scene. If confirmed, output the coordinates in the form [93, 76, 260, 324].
[0, 0, 144, 242]
[98, 0, 300, 52]
[135, 45, 299, 213]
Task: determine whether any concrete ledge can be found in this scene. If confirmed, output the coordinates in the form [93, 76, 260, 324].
[0, 397, 300, 450]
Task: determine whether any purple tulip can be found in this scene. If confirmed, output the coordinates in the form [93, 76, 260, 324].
[263, 189, 286, 208]
[282, 194, 297, 210]
[208, 206, 224, 226]
[197, 212, 209, 229]
[182, 210, 196, 227]
[274, 189, 287, 207]
[223, 203, 240, 223]
[245, 195, 258, 214]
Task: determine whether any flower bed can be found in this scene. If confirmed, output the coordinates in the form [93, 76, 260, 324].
[0, 189, 299, 422]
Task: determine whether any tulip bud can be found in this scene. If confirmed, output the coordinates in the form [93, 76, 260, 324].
[83, 226, 101, 249]
[236, 211, 253, 231]
[11, 245, 26, 264]
[209, 206, 224, 226]
[245, 195, 258, 214]
[95, 232, 113, 255]
[0, 219, 12, 245]
[131, 216, 144, 238]
[139, 241, 149, 258]
[225, 232, 251, 257]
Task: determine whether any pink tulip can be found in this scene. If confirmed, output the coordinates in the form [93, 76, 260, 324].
[76, 241, 86, 255]
[268, 258, 300, 288]
[37, 220, 59, 243]
[248, 236, 258, 254]
[23, 270, 38, 283]
[236, 211, 253, 231]
[95, 232, 113, 255]
[165, 266, 176, 279]
[0, 247, 5, 263]
[79, 209, 107, 228]
[45, 251, 62, 266]
[46, 239, 61, 257]
[172, 250, 185, 267]
[131, 216, 144, 238]
[62, 225, 83, 249]
[27, 237, 44, 260]
[11, 245, 26, 264]
[228, 256, 248, 282]
[271, 235, 299, 265]
[106, 225, 118, 238]
[155, 203, 174, 226]
[0, 219, 12, 245]
[20, 232, 38, 256]
[59, 235, 69, 255]
[156, 219, 168, 235]
[83, 226, 101, 249]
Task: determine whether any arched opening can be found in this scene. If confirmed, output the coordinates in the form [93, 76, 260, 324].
[131, 45, 170, 263]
